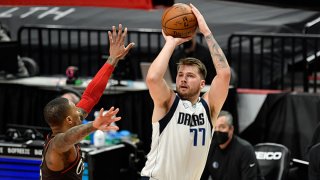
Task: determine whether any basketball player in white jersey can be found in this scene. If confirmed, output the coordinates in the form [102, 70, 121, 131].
[141, 4, 231, 180]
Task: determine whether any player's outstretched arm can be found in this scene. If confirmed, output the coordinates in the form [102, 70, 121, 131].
[51, 107, 121, 153]
[191, 4, 231, 122]
[147, 30, 192, 106]
[77, 24, 135, 116]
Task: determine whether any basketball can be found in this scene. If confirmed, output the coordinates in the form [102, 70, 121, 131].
[161, 3, 198, 38]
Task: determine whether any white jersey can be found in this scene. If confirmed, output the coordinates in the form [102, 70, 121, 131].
[141, 95, 213, 180]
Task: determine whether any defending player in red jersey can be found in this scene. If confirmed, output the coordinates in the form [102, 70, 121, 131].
[40, 24, 134, 180]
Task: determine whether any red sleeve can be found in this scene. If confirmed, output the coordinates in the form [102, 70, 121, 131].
[76, 63, 115, 113]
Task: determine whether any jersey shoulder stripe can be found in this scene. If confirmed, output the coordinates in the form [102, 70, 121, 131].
[159, 95, 180, 134]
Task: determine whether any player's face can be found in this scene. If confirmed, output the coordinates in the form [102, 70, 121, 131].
[176, 65, 204, 99]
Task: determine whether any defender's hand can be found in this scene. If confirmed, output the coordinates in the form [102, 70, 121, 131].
[108, 24, 135, 64]
[93, 107, 121, 131]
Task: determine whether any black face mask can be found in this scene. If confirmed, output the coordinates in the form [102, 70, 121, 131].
[213, 131, 229, 145]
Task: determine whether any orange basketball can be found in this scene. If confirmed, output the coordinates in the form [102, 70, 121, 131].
[161, 3, 198, 38]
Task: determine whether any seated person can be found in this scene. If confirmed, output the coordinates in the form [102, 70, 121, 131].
[201, 111, 263, 180]
[306, 122, 320, 180]
[306, 122, 320, 160]
[309, 143, 320, 180]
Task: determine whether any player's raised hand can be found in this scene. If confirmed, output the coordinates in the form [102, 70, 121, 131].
[190, 4, 211, 37]
[108, 24, 135, 64]
[162, 30, 193, 46]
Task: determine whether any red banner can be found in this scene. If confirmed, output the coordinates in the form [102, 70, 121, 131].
[0, 0, 153, 10]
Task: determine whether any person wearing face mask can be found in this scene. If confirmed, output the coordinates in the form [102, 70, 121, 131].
[201, 111, 264, 180]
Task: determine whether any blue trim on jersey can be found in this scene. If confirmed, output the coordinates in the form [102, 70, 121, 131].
[159, 95, 180, 134]
[200, 98, 213, 131]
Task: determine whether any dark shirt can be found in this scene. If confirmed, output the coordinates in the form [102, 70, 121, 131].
[309, 143, 320, 180]
[40, 135, 84, 180]
[202, 135, 262, 180]
[306, 123, 320, 161]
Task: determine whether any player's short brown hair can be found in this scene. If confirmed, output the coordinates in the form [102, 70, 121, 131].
[177, 57, 207, 80]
